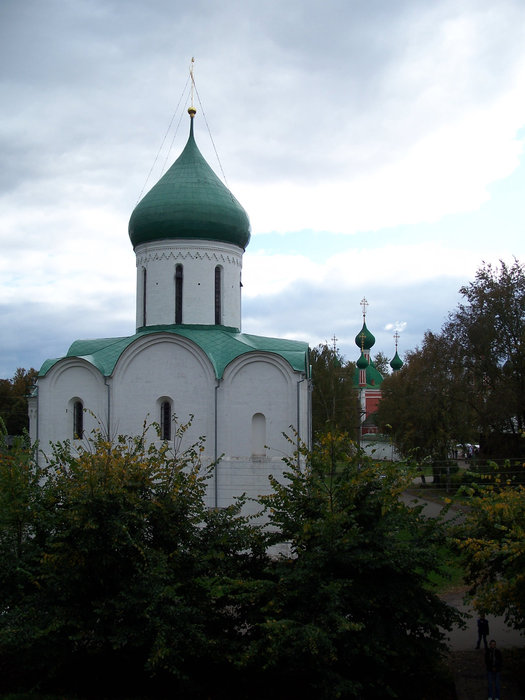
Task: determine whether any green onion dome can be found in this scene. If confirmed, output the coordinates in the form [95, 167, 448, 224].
[356, 351, 369, 370]
[129, 111, 251, 250]
[390, 350, 403, 371]
[354, 321, 376, 351]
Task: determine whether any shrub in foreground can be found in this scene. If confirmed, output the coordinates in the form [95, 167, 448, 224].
[0, 428, 462, 698]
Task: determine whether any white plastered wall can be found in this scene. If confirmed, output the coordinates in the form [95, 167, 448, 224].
[135, 239, 243, 329]
[31, 336, 310, 514]
[109, 334, 216, 455]
[216, 352, 309, 512]
[34, 359, 108, 458]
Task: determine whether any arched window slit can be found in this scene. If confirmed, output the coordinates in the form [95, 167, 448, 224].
[161, 400, 171, 441]
[73, 400, 84, 439]
[175, 264, 183, 324]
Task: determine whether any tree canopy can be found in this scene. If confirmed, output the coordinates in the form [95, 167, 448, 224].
[0, 367, 37, 436]
[372, 350, 391, 376]
[310, 342, 359, 439]
[377, 260, 525, 461]
[376, 331, 474, 462]
[455, 473, 525, 633]
[256, 432, 462, 698]
[444, 259, 525, 454]
[0, 426, 462, 698]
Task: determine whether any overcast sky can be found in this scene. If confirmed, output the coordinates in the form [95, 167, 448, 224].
[1, 0, 524, 378]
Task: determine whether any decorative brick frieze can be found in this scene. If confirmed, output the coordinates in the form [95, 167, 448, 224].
[135, 241, 242, 268]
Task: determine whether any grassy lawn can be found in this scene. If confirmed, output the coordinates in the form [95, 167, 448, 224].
[402, 483, 468, 595]
[426, 543, 465, 594]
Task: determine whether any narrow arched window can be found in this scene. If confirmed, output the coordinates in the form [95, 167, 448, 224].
[73, 400, 84, 439]
[160, 401, 171, 441]
[175, 264, 183, 324]
[251, 413, 266, 457]
[214, 265, 222, 325]
[142, 267, 147, 326]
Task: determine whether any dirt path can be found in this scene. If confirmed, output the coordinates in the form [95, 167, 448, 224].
[442, 587, 525, 698]
[440, 587, 524, 651]
[402, 491, 525, 698]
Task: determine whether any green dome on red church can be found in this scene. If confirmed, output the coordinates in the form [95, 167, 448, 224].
[356, 351, 369, 369]
[390, 350, 403, 371]
[128, 110, 251, 250]
[355, 321, 375, 351]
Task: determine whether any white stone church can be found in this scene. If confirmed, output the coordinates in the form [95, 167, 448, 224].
[28, 107, 311, 510]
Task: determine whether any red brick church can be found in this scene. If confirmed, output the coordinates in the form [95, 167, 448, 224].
[354, 298, 403, 436]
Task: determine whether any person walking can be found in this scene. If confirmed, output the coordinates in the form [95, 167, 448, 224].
[485, 639, 502, 700]
[476, 612, 489, 649]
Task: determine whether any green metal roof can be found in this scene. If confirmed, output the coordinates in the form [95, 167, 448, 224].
[128, 115, 251, 250]
[39, 325, 309, 380]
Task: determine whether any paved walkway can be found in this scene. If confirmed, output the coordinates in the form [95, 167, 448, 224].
[442, 584, 524, 699]
[441, 588, 524, 652]
[400, 490, 461, 521]
[402, 490, 525, 698]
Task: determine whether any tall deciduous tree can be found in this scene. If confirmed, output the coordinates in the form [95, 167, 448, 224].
[444, 259, 525, 456]
[0, 423, 270, 698]
[0, 367, 37, 435]
[372, 350, 391, 376]
[310, 343, 359, 439]
[0, 426, 464, 699]
[377, 260, 525, 461]
[376, 331, 474, 463]
[0, 426, 42, 601]
[253, 433, 463, 699]
[456, 476, 525, 632]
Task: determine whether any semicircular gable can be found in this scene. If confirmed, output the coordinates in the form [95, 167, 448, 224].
[45, 357, 107, 391]
[222, 351, 296, 388]
[112, 332, 216, 383]
[110, 333, 216, 445]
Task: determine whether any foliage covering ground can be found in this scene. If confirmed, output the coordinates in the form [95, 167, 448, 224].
[0, 425, 467, 700]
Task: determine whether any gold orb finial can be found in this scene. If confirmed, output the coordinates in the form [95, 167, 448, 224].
[188, 106, 197, 118]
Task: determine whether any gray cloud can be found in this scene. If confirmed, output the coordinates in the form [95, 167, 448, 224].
[4, 0, 523, 189]
[0, 271, 461, 378]
[0, 298, 134, 378]
[1, 0, 524, 378]
[242, 275, 463, 365]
